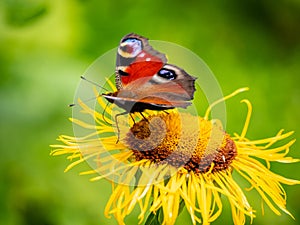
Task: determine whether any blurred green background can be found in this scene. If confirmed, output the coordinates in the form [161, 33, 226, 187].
[0, 0, 299, 225]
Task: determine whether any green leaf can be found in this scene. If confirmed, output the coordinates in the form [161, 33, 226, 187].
[178, 198, 186, 215]
[144, 199, 186, 225]
[144, 211, 160, 225]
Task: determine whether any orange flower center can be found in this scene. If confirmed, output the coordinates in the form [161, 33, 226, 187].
[125, 112, 237, 173]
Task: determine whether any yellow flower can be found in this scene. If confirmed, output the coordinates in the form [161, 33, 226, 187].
[51, 85, 299, 225]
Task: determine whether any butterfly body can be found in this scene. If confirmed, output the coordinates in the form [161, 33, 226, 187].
[103, 92, 175, 113]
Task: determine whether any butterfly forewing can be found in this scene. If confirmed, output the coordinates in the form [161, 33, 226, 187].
[116, 33, 167, 89]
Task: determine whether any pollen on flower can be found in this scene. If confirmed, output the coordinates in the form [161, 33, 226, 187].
[125, 112, 237, 173]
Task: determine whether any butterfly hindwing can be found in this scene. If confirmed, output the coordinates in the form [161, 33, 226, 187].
[104, 64, 196, 112]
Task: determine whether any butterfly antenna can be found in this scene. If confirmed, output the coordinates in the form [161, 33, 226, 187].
[68, 95, 101, 107]
[80, 76, 110, 92]
[69, 76, 111, 107]
[68, 94, 101, 107]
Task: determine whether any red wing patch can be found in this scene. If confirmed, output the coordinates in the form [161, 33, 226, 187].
[121, 49, 164, 86]
[121, 60, 164, 85]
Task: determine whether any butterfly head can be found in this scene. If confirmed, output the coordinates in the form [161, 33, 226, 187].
[118, 37, 143, 58]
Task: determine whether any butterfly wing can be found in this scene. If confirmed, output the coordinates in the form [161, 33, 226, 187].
[146, 64, 197, 101]
[124, 64, 196, 98]
[107, 34, 197, 113]
[105, 64, 196, 112]
[115, 33, 167, 89]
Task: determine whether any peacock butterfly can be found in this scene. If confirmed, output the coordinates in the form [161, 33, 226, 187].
[102, 33, 197, 115]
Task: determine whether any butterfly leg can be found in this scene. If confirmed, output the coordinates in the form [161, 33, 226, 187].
[139, 112, 149, 122]
[129, 113, 136, 124]
[102, 102, 112, 125]
[115, 111, 128, 143]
